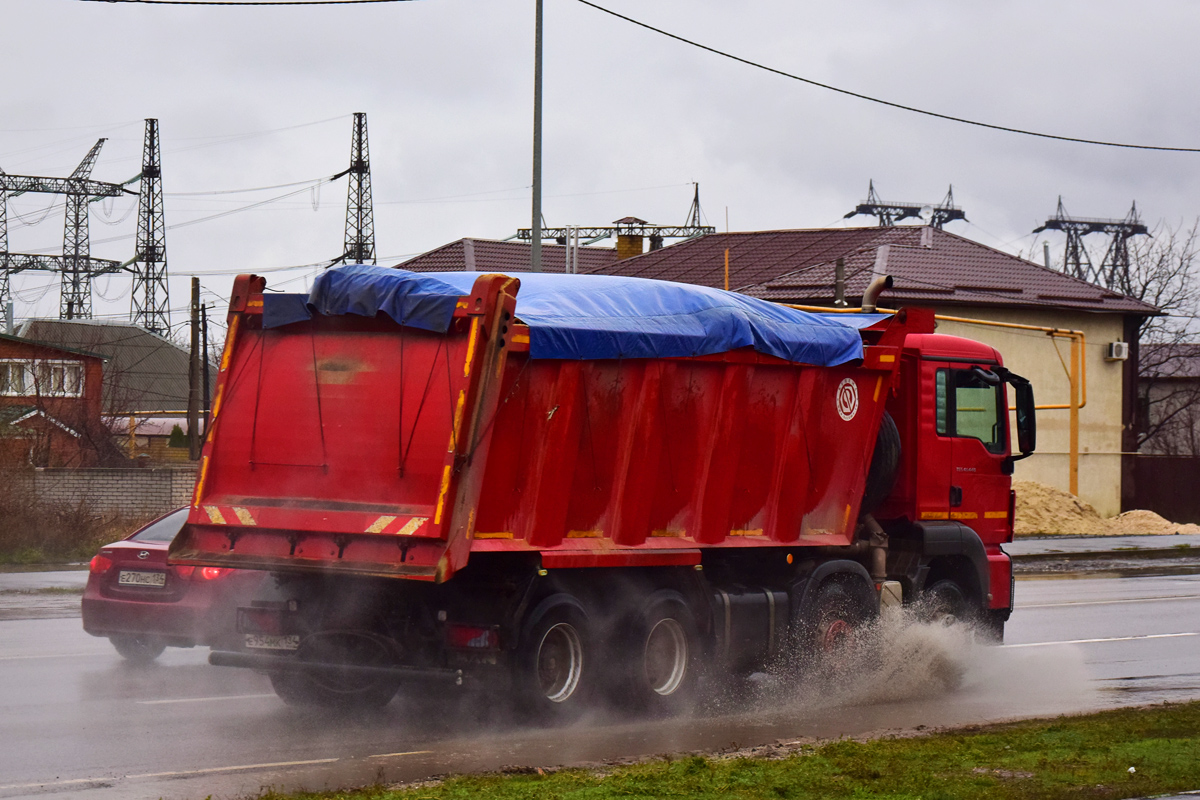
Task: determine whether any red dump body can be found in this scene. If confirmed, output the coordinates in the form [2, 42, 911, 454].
[173, 273, 927, 583]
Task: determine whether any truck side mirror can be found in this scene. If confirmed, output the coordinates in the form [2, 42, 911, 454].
[1013, 381, 1036, 456]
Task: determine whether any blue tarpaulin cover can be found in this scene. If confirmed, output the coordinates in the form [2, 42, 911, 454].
[263, 264, 865, 366]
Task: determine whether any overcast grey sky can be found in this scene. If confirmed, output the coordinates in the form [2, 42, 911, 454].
[5, 0, 1199, 336]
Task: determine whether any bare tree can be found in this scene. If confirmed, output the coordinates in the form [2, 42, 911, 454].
[1125, 221, 1200, 454]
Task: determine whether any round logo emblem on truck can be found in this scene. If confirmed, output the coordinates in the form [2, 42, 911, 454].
[836, 378, 859, 421]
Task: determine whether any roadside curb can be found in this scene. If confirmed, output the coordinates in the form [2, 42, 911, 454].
[1012, 547, 1197, 564]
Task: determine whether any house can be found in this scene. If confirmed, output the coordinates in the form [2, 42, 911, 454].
[15, 319, 216, 464]
[395, 225, 1157, 516]
[1130, 343, 1200, 522]
[584, 225, 1158, 517]
[399, 238, 617, 274]
[0, 333, 106, 467]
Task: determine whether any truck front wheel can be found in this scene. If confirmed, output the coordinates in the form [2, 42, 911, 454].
[513, 595, 592, 723]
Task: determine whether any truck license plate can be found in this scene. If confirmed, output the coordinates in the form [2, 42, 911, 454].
[118, 570, 166, 587]
[245, 634, 300, 651]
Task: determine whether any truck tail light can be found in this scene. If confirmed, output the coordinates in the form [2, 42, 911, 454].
[445, 624, 500, 650]
[196, 566, 232, 581]
[89, 554, 113, 575]
[239, 607, 284, 635]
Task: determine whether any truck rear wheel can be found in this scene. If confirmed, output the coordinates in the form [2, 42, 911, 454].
[268, 631, 401, 709]
[619, 591, 699, 715]
[513, 595, 593, 723]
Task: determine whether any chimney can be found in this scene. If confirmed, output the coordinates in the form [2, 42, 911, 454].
[616, 234, 644, 260]
[4, 302, 13, 336]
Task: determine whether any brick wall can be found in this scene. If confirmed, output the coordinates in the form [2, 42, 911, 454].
[16, 467, 198, 519]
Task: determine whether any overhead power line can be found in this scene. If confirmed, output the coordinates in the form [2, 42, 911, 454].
[78, 0, 416, 5]
[574, 0, 1200, 154]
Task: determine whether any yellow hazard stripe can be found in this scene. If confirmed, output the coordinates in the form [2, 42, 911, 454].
[366, 515, 397, 533]
[984, 511, 1009, 519]
[395, 517, 428, 537]
[433, 465, 452, 525]
[204, 506, 226, 524]
[950, 511, 979, 520]
[566, 530, 603, 538]
[475, 531, 514, 539]
[232, 507, 256, 526]
[729, 529, 764, 537]
[463, 318, 479, 377]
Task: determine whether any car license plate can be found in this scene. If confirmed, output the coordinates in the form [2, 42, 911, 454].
[245, 634, 300, 651]
[118, 570, 166, 587]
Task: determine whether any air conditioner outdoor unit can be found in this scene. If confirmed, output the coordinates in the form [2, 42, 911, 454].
[1105, 341, 1130, 361]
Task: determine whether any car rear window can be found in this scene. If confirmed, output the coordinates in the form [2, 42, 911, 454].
[130, 508, 189, 543]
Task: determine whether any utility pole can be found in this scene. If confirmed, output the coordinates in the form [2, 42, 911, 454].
[200, 303, 210, 438]
[530, 0, 544, 272]
[187, 277, 201, 460]
[132, 119, 171, 335]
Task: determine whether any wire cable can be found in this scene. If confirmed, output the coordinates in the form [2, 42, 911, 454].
[77, 0, 418, 5]
[574, 0, 1200, 153]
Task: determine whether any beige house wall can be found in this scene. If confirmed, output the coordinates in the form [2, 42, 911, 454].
[931, 307, 1129, 517]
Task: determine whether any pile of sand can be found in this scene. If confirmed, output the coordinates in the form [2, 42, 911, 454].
[1014, 479, 1200, 537]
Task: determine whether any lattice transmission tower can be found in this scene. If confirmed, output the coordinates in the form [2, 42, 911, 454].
[1033, 198, 1148, 290]
[0, 140, 128, 318]
[131, 119, 170, 335]
[844, 180, 966, 229]
[341, 112, 375, 265]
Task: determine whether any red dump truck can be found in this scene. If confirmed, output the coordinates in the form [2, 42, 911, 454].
[171, 265, 1035, 715]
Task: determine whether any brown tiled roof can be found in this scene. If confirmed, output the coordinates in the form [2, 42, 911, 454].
[586, 226, 1158, 315]
[16, 319, 215, 414]
[394, 238, 618, 275]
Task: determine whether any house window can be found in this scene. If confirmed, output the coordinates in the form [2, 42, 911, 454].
[0, 359, 84, 398]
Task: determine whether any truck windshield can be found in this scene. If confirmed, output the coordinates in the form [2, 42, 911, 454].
[935, 368, 1005, 454]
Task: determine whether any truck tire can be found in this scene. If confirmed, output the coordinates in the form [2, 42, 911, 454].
[513, 594, 592, 723]
[921, 579, 970, 625]
[268, 631, 401, 709]
[806, 578, 875, 659]
[861, 411, 900, 515]
[110, 634, 166, 664]
[618, 590, 699, 716]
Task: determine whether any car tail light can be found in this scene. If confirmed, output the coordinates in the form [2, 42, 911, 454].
[89, 554, 113, 575]
[239, 607, 284, 635]
[445, 623, 500, 650]
[196, 567, 231, 581]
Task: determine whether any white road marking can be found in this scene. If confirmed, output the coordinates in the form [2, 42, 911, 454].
[127, 758, 339, 779]
[0, 652, 100, 661]
[0, 778, 112, 790]
[137, 693, 276, 705]
[368, 750, 434, 759]
[0, 759, 341, 791]
[1017, 594, 1200, 609]
[1005, 632, 1199, 648]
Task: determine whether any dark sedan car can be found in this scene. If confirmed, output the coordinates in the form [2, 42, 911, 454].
[82, 508, 266, 662]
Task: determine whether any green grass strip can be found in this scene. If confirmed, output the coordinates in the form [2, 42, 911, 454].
[262, 701, 1200, 800]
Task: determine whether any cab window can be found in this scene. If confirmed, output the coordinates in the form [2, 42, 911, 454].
[935, 368, 1005, 454]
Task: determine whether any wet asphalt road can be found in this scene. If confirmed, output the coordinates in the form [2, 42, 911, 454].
[0, 571, 1198, 800]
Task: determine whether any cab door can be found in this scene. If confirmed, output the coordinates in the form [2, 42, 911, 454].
[942, 366, 1011, 544]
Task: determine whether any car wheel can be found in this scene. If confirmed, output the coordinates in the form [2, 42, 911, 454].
[513, 595, 592, 723]
[110, 634, 167, 663]
[619, 591, 699, 716]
